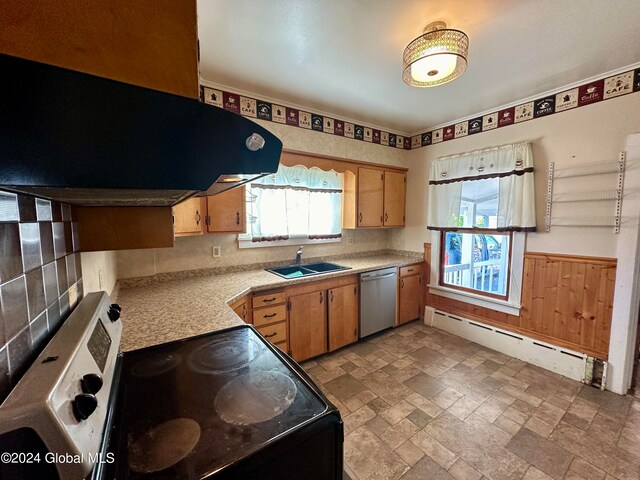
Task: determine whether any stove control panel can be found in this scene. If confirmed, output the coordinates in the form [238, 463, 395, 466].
[0, 292, 122, 480]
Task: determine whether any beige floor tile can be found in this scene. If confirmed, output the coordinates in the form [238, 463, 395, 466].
[425, 413, 529, 480]
[494, 414, 522, 435]
[381, 418, 420, 450]
[433, 387, 464, 409]
[395, 440, 425, 467]
[448, 459, 482, 480]
[406, 391, 444, 418]
[475, 397, 509, 423]
[380, 399, 417, 425]
[568, 457, 606, 480]
[447, 396, 481, 420]
[524, 416, 555, 438]
[300, 322, 638, 480]
[345, 426, 409, 480]
[523, 466, 555, 480]
[464, 412, 513, 446]
[410, 430, 458, 469]
[344, 405, 377, 435]
[506, 427, 572, 479]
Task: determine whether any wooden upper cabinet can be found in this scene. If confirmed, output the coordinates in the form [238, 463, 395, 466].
[289, 290, 328, 362]
[328, 284, 359, 351]
[0, 0, 199, 98]
[207, 186, 246, 233]
[173, 197, 206, 236]
[357, 167, 384, 227]
[384, 171, 406, 227]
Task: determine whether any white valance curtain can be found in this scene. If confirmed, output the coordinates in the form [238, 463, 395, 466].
[427, 141, 536, 231]
[248, 164, 343, 241]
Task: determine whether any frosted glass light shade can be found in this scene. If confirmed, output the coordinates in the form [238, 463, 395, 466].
[403, 27, 469, 87]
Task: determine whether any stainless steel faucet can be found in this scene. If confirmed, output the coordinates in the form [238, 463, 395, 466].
[294, 246, 303, 265]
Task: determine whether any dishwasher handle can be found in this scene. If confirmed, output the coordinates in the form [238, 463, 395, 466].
[361, 272, 397, 282]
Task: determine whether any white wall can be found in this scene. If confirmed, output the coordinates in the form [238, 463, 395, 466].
[391, 94, 640, 257]
[81, 251, 118, 295]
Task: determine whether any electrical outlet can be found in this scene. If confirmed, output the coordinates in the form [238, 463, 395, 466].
[346, 236, 354, 245]
[98, 269, 104, 290]
[213, 246, 221, 258]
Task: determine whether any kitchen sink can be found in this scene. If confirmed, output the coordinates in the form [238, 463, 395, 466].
[301, 262, 351, 273]
[266, 262, 351, 279]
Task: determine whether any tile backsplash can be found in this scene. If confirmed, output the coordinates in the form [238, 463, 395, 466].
[0, 191, 83, 401]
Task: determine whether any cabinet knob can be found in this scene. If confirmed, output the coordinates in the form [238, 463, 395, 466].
[236, 211, 240, 225]
[195, 210, 201, 225]
[359, 212, 362, 223]
[320, 292, 323, 304]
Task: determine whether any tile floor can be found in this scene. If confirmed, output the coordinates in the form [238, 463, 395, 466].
[301, 322, 640, 480]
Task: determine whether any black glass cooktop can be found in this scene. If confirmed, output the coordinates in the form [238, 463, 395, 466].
[106, 326, 328, 479]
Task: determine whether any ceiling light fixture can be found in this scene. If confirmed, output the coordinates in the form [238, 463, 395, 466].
[402, 21, 469, 87]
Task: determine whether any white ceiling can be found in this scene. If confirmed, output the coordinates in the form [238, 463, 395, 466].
[198, 0, 640, 134]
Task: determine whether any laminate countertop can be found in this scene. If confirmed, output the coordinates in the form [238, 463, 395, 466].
[117, 254, 423, 351]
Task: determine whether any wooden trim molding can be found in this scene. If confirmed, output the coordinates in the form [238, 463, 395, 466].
[280, 149, 408, 174]
[424, 242, 616, 359]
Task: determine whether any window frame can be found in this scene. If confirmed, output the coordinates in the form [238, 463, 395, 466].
[428, 230, 525, 317]
[438, 229, 513, 301]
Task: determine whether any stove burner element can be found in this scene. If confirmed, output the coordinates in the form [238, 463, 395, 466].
[215, 371, 297, 425]
[131, 353, 182, 377]
[188, 335, 262, 374]
[128, 418, 201, 473]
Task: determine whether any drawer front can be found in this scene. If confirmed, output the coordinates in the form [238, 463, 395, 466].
[257, 322, 287, 344]
[252, 291, 286, 308]
[400, 264, 422, 277]
[274, 340, 288, 354]
[253, 304, 287, 327]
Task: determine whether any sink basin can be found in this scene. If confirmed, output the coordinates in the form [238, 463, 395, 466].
[302, 262, 351, 273]
[266, 266, 316, 279]
[266, 262, 351, 279]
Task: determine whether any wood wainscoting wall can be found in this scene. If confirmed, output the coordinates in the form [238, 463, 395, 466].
[423, 244, 616, 359]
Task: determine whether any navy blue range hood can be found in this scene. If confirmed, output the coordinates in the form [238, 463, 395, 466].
[0, 54, 283, 206]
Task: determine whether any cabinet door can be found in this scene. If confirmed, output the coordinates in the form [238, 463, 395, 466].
[384, 171, 406, 227]
[399, 274, 422, 325]
[357, 168, 384, 227]
[173, 197, 206, 236]
[232, 301, 251, 324]
[328, 284, 359, 351]
[207, 186, 246, 233]
[289, 290, 327, 361]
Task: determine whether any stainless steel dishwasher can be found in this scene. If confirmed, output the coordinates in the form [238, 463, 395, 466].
[360, 267, 397, 338]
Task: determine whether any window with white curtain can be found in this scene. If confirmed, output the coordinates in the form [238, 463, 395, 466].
[427, 141, 535, 313]
[238, 164, 343, 247]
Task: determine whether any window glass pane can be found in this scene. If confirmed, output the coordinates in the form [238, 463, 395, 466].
[459, 178, 499, 228]
[443, 232, 509, 296]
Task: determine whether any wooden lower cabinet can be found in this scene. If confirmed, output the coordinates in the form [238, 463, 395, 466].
[399, 271, 422, 325]
[288, 290, 328, 362]
[328, 284, 359, 351]
[230, 296, 251, 324]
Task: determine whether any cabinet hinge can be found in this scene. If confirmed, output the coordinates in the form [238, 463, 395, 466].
[205, 215, 211, 226]
[381, 173, 384, 180]
[354, 286, 357, 295]
[287, 300, 291, 311]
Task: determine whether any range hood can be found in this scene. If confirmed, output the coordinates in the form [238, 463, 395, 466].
[0, 54, 283, 206]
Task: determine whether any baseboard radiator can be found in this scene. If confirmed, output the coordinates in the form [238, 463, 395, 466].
[425, 307, 604, 385]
